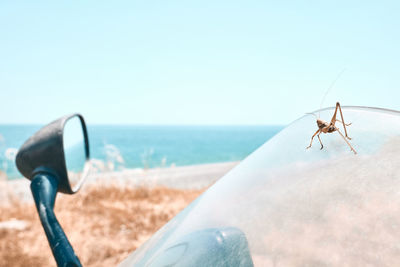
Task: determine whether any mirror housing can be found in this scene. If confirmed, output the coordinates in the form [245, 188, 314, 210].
[16, 113, 90, 194]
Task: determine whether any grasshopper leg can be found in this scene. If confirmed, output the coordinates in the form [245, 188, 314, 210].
[335, 127, 357, 154]
[336, 102, 352, 140]
[307, 129, 321, 149]
[317, 132, 323, 150]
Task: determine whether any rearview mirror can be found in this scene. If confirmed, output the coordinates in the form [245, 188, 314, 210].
[15, 113, 90, 267]
[16, 113, 90, 194]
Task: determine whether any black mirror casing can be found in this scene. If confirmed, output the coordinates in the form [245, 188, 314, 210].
[16, 113, 89, 194]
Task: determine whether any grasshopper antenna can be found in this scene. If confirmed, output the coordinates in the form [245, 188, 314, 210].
[306, 112, 318, 119]
[318, 68, 346, 117]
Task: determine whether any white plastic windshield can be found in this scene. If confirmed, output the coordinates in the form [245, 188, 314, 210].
[121, 107, 400, 266]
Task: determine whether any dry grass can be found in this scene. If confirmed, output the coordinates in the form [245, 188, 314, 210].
[0, 185, 203, 267]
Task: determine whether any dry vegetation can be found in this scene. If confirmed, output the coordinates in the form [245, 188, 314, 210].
[0, 184, 203, 266]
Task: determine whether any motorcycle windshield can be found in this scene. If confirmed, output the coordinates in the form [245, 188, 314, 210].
[120, 106, 400, 267]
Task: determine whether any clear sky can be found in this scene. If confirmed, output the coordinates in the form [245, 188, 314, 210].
[1, 1, 399, 125]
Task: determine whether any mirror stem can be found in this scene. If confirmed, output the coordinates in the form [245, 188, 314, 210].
[31, 173, 82, 267]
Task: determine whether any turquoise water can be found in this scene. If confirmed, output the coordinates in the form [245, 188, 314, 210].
[0, 124, 283, 179]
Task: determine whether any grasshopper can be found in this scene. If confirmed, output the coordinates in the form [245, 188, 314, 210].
[306, 102, 357, 154]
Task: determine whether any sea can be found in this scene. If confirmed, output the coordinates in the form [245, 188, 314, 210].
[0, 125, 283, 180]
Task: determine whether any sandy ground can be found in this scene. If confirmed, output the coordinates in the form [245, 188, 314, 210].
[0, 161, 238, 204]
[0, 161, 238, 267]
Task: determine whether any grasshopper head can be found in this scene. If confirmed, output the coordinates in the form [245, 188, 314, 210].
[317, 119, 328, 129]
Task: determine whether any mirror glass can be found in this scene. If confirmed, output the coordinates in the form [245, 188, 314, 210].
[63, 116, 88, 192]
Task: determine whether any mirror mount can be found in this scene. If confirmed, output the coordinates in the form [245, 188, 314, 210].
[31, 172, 82, 267]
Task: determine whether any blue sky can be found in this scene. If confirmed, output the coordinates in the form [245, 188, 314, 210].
[1, 1, 399, 125]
